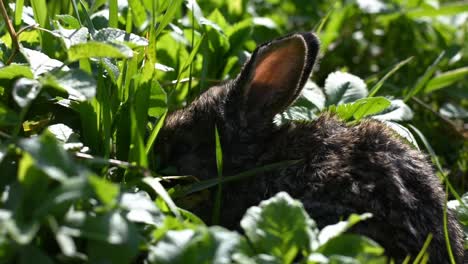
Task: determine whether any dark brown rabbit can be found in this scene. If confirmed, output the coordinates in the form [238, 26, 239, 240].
[156, 32, 464, 263]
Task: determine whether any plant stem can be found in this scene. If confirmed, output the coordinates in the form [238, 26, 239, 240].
[0, 0, 20, 64]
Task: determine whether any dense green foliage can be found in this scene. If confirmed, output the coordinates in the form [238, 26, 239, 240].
[0, 0, 467, 263]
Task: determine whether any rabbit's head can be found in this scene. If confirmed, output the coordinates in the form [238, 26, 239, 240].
[157, 32, 319, 179]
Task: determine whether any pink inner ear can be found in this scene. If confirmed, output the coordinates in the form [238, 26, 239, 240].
[249, 38, 306, 111]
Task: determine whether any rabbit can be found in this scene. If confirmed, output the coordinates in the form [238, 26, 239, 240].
[156, 32, 464, 263]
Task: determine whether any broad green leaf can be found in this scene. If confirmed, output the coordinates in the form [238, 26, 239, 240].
[383, 121, 419, 149]
[50, 218, 77, 257]
[233, 253, 282, 264]
[0, 103, 19, 126]
[151, 216, 199, 242]
[34, 176, 90, 218]
[18, 245, 54, 264]
[307, 253, 329, 264]
[301, 80, 326, 110]
[330, 97, 391, 121]
[43, 69, 97, 101]
[94, 28, 149, 47]
[0, 64, 34, 79]
[253, 17, 277, 29]
[19, 132, 78, 181]
[120, 192, 164, 226]
[204, 9, 227, 33]
[275, 106, 318, 125]
[147, 226, 245, 264]
[324, 71, 368, 106]
[68, 41, 133, 61]
[351, 97, 391, 120]
[356, 0, 387, 13]
[424, 67, 468, 93]
[241, 192, 318, 264]
[84, 212, 140, 264]
[47, 123, 79, 143]
[318, 234, 384, 260]
[55, 26, 89, 49]
[18, 30, 40, 45]
[21, 48, 67, 76]
[0, 143, 7, 164]
[12, 78, 41, 108]
[318, 214, 372, 246]
[88, 175, 119, 207]
[3, 211, 40, 245]
[55, 14, 81, 29]
[371, 99, 414, 121]
[448, 193, 468, 226]
[439, 103, 468, 119]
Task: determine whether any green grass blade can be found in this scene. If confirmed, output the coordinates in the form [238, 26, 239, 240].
[314, 7, 332, 35]
[78, 0, 96, 35]
[14, 0, 24, 27]
[368, 57, 413, 97]
[407, 1, 468, 18]
[408, 127, 457, 264]
[407, 124, 461, 202]
[212, 125, 223, 225]
[143, 177, 181, 220]
[443, 184, 456, 264]
[172, 159, 303, 199]
[70, 0, 82, 25]
[108, 0, 118, 28]
[128, 0, 147, 30]
[145, 110, 167, 155]
[174, 34, 205, 89]
[404, 52, 445, 102]
[424, 66, 468, 94]
[30, 0, 48, 26]
[128, 105, 148, 167]
[126, 5, 133, 33]
[412, 234, 432, 264]
[319, 2, 347, 52]
[154, 0, 184, 38]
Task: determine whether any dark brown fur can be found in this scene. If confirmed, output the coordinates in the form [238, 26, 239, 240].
[156, 32, 464, 263]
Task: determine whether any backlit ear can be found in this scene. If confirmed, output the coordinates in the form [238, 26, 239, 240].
[236, 32, 319, 119]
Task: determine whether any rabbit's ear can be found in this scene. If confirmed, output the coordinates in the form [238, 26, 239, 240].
[235, 32, 319, 119]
